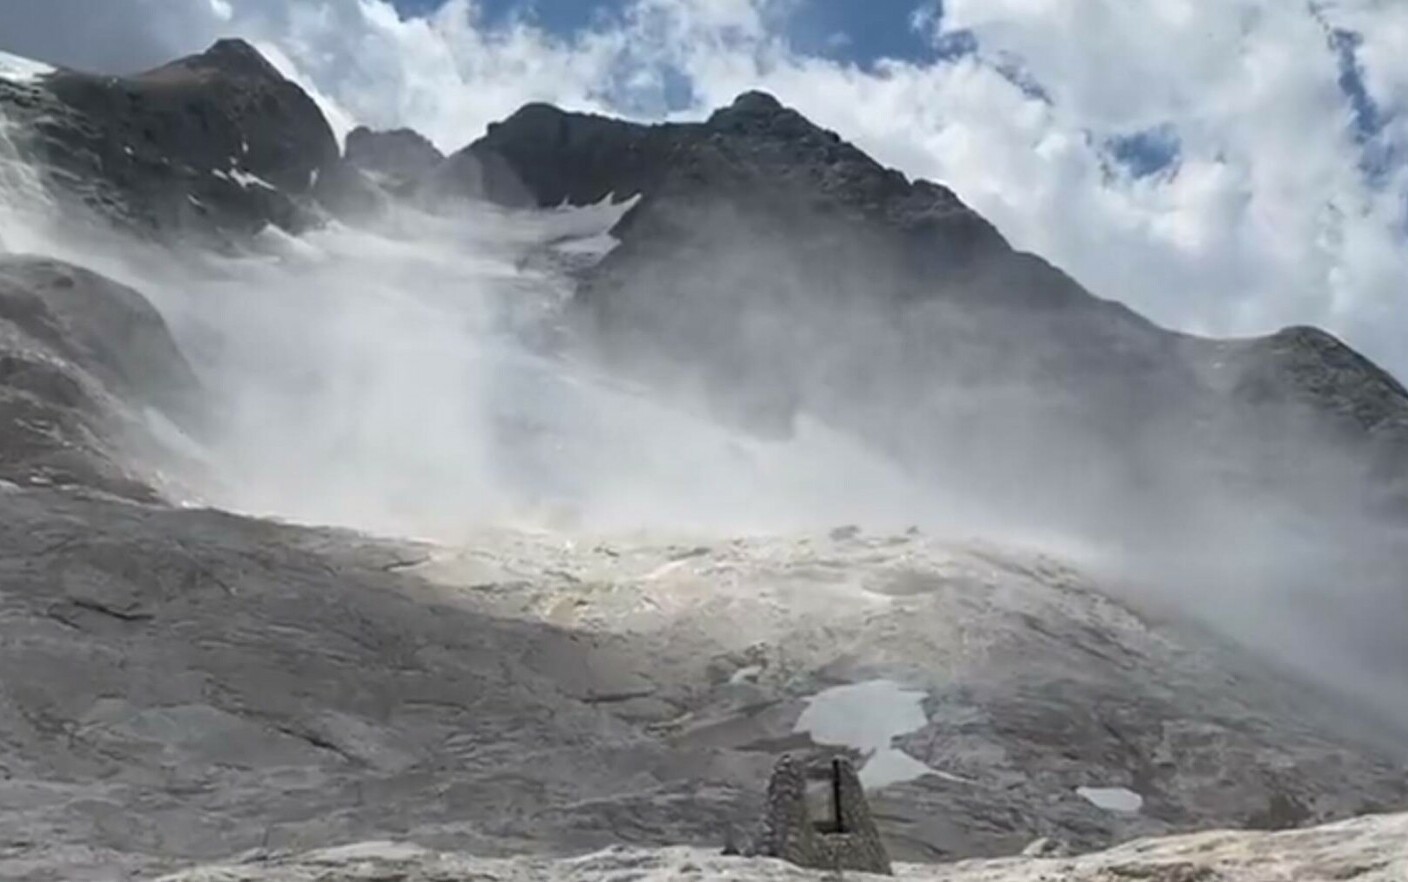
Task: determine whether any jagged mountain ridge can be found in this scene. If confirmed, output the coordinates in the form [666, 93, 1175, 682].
[0, 39, 338, 243]
[344, 125, 445, 194]
[447, 93, 1408, 527]
[5, 38, 1407, 522]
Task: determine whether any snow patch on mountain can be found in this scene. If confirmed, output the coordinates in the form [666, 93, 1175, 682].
[0, 50, 53, 84]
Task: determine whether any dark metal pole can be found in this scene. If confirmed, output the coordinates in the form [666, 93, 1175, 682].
[832, 757, 845, 833]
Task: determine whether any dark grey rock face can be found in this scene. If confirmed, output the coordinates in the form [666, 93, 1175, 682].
[0, 39, 338, 242]
[0, 256, 203, 499]
[453, 91, 1408, 525]
[435, 103, 686, 208]
[344, 126, 444, 194]
[1226, 326, 1408, 436]
[314, 126, 448, 221]
[1220, 326, 1408, 483]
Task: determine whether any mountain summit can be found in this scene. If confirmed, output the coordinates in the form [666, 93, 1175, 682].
[432, 90, 1408, 531]
[0, 38, 338, 241]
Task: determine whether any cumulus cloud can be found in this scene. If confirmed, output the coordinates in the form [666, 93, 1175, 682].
[1, 0, 1405, 376]
[913, 0, 1408, 361]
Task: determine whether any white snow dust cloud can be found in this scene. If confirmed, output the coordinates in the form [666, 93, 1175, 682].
[0, 136, 936, 540]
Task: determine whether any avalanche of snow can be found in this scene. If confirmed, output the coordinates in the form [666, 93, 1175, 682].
[0, 51, 54, 84]
[0, 106, 56, 253]
[794, 679, 936, 788]
[0, 142, 932, 540]
[1076, 786, 1144, 813]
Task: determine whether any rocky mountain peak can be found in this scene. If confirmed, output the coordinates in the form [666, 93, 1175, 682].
[346, 125, 443, 164]
[344, 125, 444, 191]
[143, 37, 283, 83]
[705, 89, 809, 135]
[688, 91, 985, 242]
[708, 89, 784, 119]
[430, 101, 678, 207]
[495, 101, 572, 128]
[1224, 324, 1408, 440]
[1, 35, 339, 239]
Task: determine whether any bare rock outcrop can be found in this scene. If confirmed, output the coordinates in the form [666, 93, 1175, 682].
[0, 39, 338, 241]
[344, 126, 444, 194]
[0, 255, 203, 498]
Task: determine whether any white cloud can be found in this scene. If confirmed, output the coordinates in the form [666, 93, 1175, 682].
[914, 0, 1408, 363]
[1, 0, 1405, 376]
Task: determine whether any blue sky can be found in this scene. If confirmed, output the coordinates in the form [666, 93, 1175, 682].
[393, 0, 942, 69]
